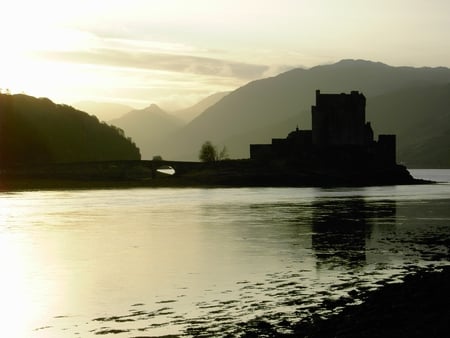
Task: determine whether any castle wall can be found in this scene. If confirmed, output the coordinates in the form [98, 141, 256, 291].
[377, 135, 396, 165]
[250, 144, 273, 160]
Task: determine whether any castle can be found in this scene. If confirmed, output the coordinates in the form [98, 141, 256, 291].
[250, 90, 396, 168]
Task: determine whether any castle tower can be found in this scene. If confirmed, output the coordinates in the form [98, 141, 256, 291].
[312, 90, 367, 146]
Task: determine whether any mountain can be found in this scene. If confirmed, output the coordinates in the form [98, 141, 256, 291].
[0, 94, 140, 166]
[110, 104, 184, 160]
[367, 84, 450, 168]
[73, 101, 135, 121]
[158, 60, 450, 166]
[170, 92, 230, 123]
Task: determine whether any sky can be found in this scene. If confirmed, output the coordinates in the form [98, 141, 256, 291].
[1, 0, 449, 110]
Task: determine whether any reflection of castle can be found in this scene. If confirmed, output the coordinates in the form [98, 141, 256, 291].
[311, 199, 369, 269]
[250, 90, 396, 168]
[311, 198, 397, 269]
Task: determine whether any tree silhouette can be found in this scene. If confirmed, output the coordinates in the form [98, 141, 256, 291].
[199, 141, 217, 162]
[199, 141, 228, 162]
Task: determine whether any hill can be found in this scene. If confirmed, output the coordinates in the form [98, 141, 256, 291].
[0, 94, 141, 167]
[110, 104, 184, 160]
[72, 101, 135, 121]
[157, 60, 450, 166]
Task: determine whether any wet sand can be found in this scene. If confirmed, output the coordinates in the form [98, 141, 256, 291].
[286, 265, 450, 338]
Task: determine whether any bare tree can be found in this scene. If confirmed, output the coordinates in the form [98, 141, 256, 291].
[218, 146, 229, 160]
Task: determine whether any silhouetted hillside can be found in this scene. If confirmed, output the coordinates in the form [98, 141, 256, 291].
[367, 84, 450, 168]
[73, 101, 135, 121]
[170, 92, 230, 123]
[110, 104, 184, 159]
[0, 94, 141, 167]
[158, 60, 450, 166]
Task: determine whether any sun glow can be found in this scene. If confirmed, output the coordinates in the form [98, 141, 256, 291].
[0, 0, 101, 99]
[1, 0, 449, 108]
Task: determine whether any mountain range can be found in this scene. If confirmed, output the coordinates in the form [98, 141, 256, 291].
[11, 59, 448, 168]
[132, 59, 447, 167]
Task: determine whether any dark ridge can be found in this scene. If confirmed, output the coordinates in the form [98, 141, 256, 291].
[0, 93, 140, 167]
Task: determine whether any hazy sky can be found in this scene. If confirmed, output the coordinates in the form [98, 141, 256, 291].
[1, 0, 449, 110]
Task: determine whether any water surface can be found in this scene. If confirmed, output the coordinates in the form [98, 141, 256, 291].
[0, 170, 449, 337]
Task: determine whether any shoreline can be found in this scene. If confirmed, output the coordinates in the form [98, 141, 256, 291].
[285, 265, 450, 338]
[0, 175, 432, 191]
[0, 160, 433, 191]
[235, 265, 450, 337]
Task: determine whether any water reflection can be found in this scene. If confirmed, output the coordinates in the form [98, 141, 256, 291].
[311, 198, 396, 269]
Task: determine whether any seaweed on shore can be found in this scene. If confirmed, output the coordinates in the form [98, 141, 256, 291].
[288, 265, 450, 338]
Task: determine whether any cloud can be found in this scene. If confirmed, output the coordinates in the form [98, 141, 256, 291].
[36, 48, 270, 80]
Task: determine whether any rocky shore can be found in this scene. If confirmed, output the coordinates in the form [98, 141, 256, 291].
[284, 265, 450, 338]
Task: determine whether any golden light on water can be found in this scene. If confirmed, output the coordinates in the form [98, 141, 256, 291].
[0, 195, 71, 338]
[0, 235, 31, 338]
[0, 223, 59, 338]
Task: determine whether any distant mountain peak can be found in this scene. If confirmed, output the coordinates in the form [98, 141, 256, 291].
[337, 58, 379, 64]
[72, 101, 135, 121]
[147, 103, 161, 109]
[142, 103, 165, 113]
[325, 59, 389, 69]
[120, 104, 174, 120]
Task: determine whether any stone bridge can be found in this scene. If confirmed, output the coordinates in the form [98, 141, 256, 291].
[142, 160, 204, 177]
[2, 160, 207, 180]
